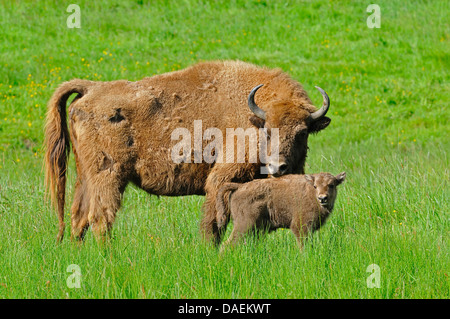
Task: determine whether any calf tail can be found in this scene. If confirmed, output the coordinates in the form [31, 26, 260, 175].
[215, 183, 241, 229]
[44, 79, 93, 243]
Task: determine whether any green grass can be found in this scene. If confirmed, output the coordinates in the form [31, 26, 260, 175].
[0, 0, 448, 298]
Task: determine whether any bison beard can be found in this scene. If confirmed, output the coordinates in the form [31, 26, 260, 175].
[44, 60, 331, 244]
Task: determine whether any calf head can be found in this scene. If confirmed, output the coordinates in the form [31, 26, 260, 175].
[305, 172, 346, 210]
[247, 85, 331, 176]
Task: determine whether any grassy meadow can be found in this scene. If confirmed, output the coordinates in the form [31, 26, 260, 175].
[0, 0, 448, 298]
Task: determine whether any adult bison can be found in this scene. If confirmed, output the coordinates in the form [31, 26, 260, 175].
[44, 60, 331, 244]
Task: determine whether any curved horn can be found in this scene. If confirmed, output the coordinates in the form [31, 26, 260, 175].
[248, 84, 266, 120]
[310, 86, 330, 121]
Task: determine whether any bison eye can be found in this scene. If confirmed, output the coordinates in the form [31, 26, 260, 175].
[313, 185, 317, 189]
[329, 184, 334, 189]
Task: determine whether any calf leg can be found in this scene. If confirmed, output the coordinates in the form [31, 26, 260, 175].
[220, 213, 257, 253]
[220, 228, 240, 253]
[291, 223, 311, 251]
[220, 223, 247, 253]
[201, 163, 258, 246]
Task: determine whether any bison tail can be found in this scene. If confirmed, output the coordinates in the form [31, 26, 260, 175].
[44, 79, 92, 243]
[215, 183, 241, 229]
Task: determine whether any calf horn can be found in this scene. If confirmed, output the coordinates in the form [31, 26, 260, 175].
[310, 86, 330, 120]
[247, 84, 266, 120]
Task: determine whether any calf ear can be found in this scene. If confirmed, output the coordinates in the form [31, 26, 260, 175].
[249, 115, 265, 129]
[336, 172, 346, 185]
[304, 174, 314, 185]
[309, 116, 331, 134]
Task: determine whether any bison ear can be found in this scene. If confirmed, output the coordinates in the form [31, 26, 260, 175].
[336, 172, 346, 185]
[249, 115, 265, 129]
[309, 116, 331, 134]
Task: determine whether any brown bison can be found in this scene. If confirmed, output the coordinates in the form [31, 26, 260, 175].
[216, 172, 346, 250]
[44, 60, 331, 244]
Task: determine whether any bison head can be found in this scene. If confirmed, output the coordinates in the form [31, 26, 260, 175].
[247, 84, 331, 176]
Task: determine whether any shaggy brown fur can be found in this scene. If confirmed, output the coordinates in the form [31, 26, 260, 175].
[216, 172, 346, 250]
[44, 60, 332, 243]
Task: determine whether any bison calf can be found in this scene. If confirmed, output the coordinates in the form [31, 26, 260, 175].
[216, 172, 346, 250]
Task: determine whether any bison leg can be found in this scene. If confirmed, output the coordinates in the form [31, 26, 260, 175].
[200, 192, 221, 245]
[201, 189, 233, 246]
[70, 179, 90, 241]
[86, 171, 126, 241]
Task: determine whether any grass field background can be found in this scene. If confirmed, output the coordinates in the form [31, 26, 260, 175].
[0, 0, 448, 298]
